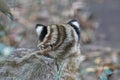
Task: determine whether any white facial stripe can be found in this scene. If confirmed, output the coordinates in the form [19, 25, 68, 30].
[72, 21, 80, 29]
[36, 26, 43, 36]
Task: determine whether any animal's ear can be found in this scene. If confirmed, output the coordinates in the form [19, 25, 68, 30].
[35, 24, 46, 36]
[68, 19, 81, 40]
[67, 19, 80, 29]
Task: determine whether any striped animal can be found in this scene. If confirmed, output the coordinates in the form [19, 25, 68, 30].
[18, 19, 81, 80]
[35, 19, 81, 60]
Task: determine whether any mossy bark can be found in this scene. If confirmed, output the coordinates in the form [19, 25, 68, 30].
[0, 48, 81, 80]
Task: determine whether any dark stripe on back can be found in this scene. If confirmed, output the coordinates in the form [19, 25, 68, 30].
[53, 25, 60, 49]
[44, 26, 53, 43]
[54, 25, 66, 50]
[59, 29, 75, 59]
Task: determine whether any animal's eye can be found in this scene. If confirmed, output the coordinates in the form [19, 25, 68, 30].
[35, 24, 47, 41]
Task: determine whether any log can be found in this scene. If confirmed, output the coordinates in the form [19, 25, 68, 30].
[0, 48, 81, 80]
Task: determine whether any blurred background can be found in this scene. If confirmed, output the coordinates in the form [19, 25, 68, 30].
[0, 0, 120, 80]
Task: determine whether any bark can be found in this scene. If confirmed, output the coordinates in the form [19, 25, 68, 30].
[0, 48, 81, 80]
